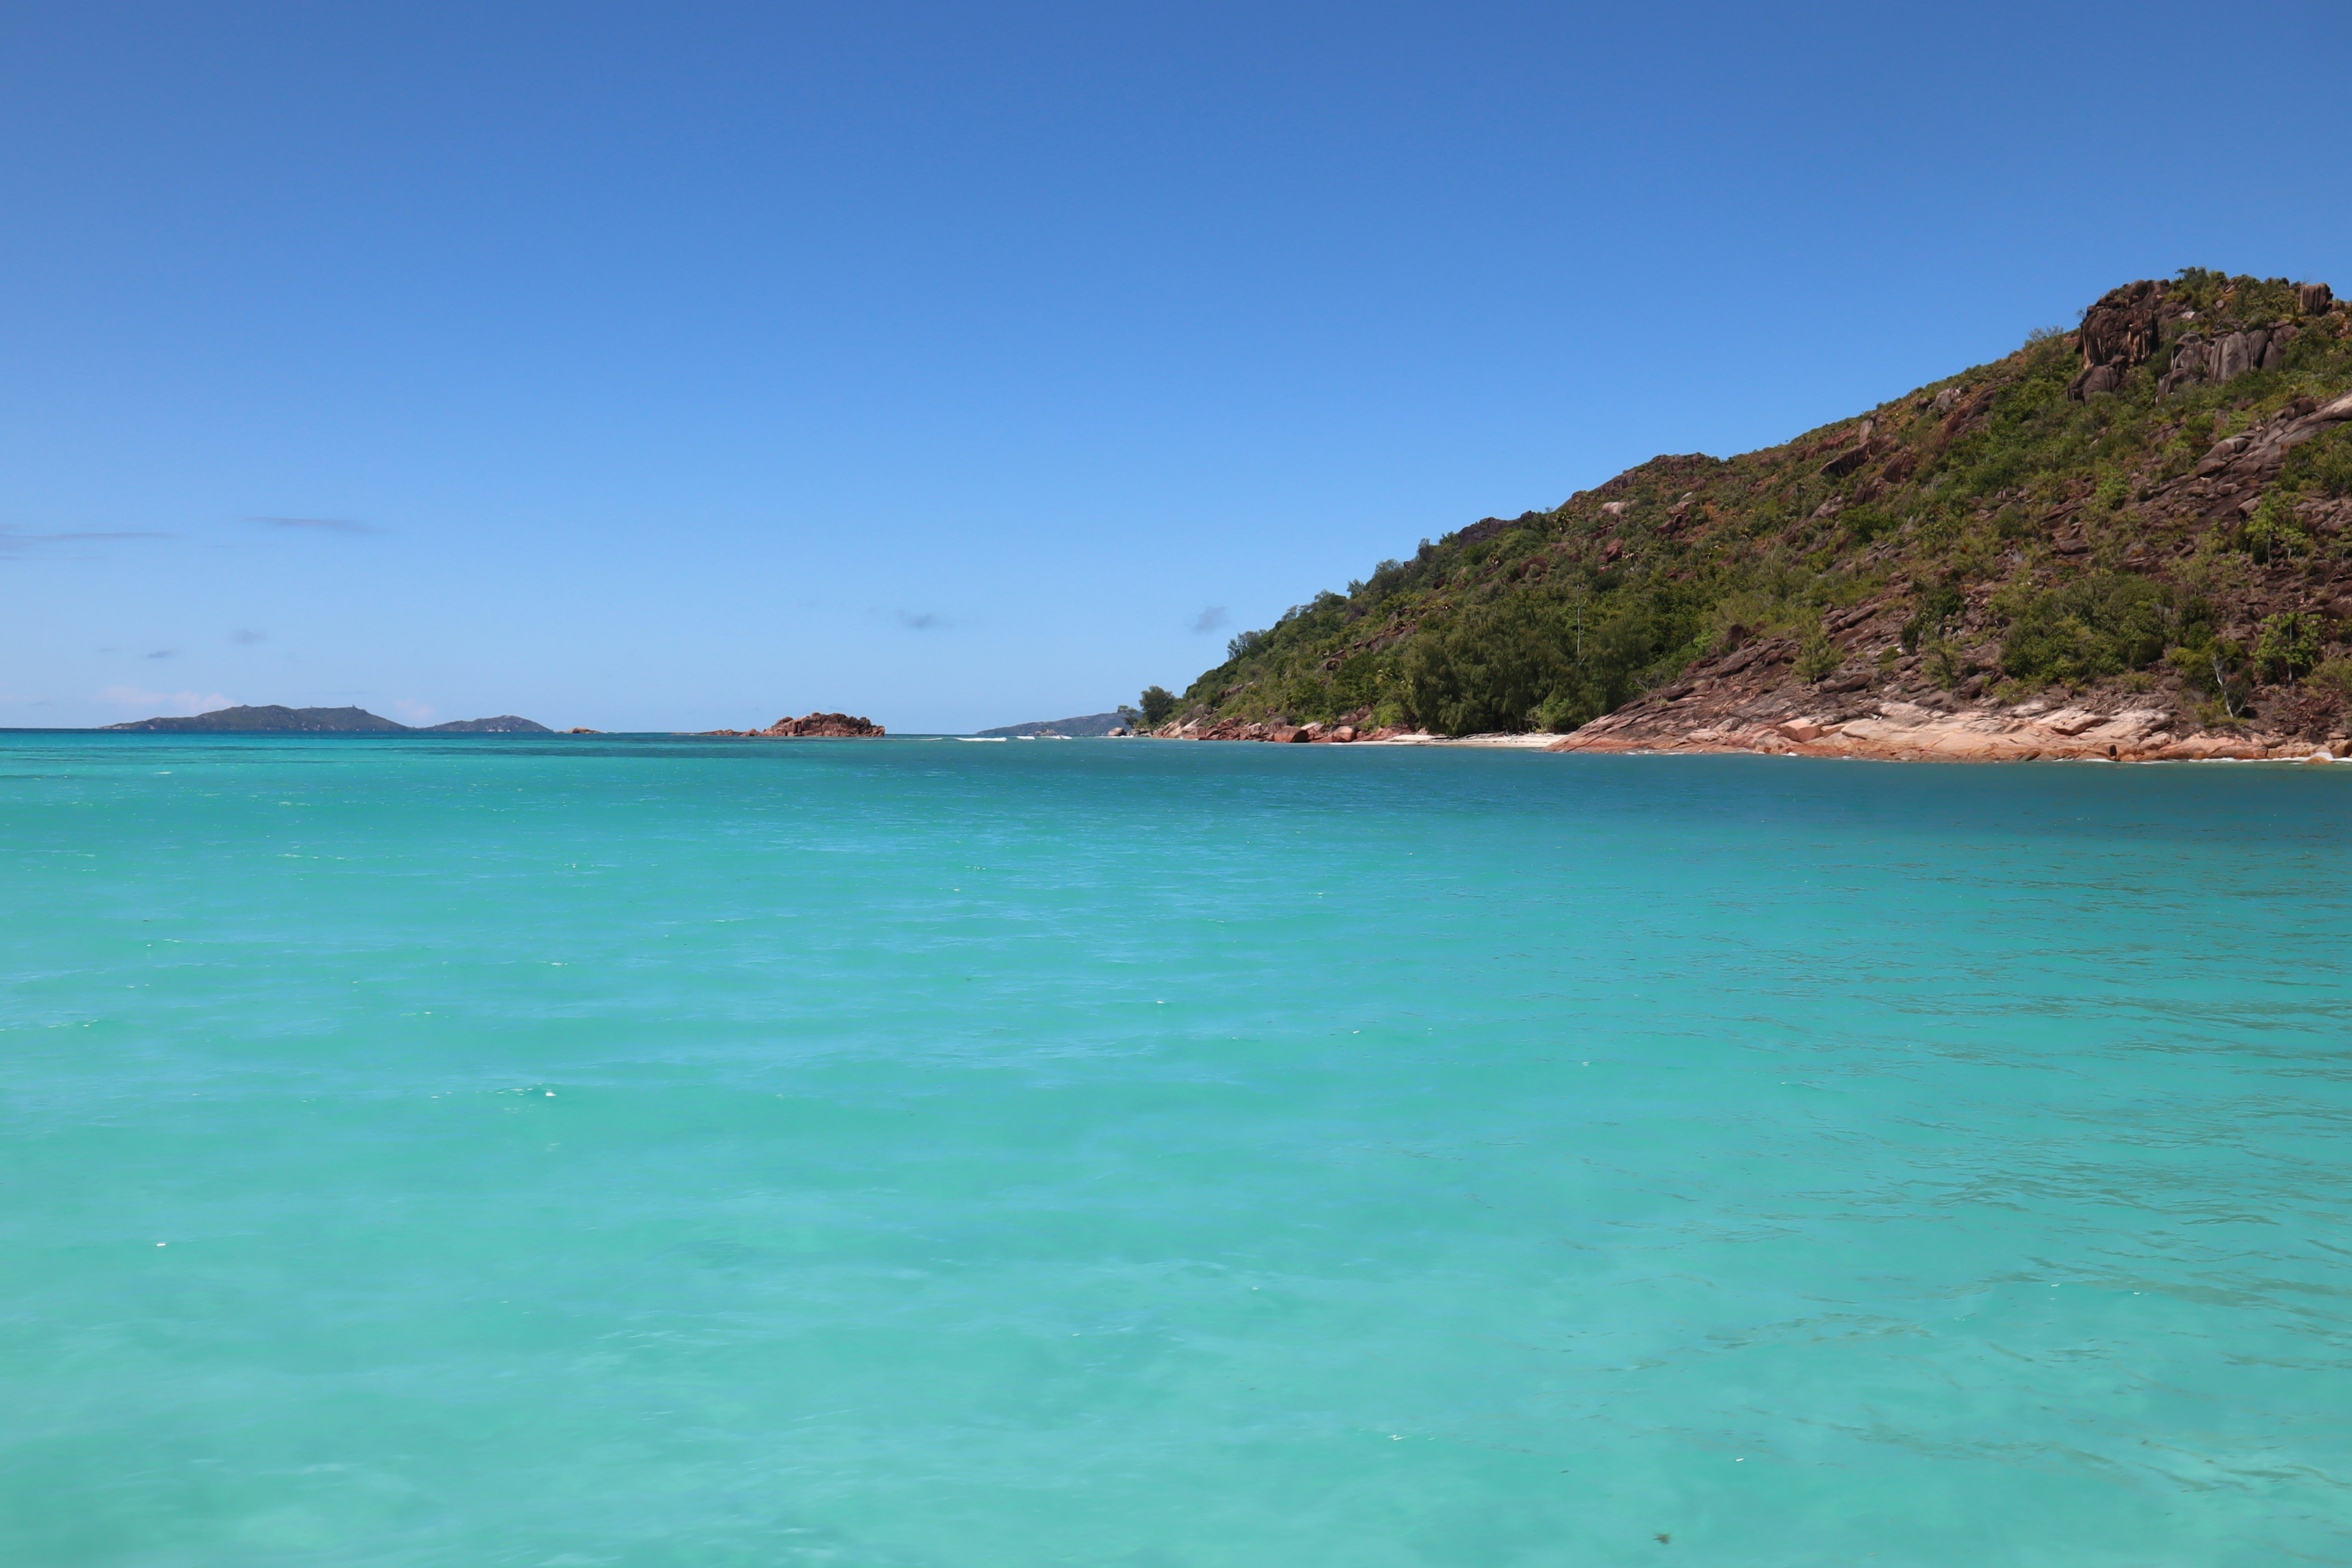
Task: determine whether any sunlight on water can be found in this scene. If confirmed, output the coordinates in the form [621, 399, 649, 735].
[2, 733, 2348, 1565]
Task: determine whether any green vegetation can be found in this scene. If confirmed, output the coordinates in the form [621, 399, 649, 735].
[1156, 272, 2352, 735]
[1997, 575, 2179, 686]
[2280, 424, 2352, 497]
[1137, 685, 1178, 726]
[2256, 611, 2322, 683]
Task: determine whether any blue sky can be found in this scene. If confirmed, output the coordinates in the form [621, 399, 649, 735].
[4, 1, 2347, 733]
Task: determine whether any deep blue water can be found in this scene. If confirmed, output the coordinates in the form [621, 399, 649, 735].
[4, 733, 2350, 1565]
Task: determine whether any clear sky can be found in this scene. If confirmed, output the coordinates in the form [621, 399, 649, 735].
[4, 1, 2347, 733]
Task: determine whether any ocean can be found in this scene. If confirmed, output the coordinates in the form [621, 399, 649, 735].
[4, 732, 2349, 1566]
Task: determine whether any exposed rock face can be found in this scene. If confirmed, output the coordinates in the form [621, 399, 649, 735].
[2190, 390, 2352, 481]
[1551, 696, 2343, 763]
[2161, 326, 2294, 398]
[703, 712, 886, 738]
[1154, 714, 1392, 742]
[2068, 280, 2171, 399]
[2075, 362, 2124, 399]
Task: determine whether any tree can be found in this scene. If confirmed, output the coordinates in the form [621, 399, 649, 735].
[1139, 685, 1178, 726]
[2256, 612, 2321, 684]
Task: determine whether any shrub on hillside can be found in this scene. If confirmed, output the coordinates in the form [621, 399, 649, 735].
[1398, 589, 1695, 733]
[2282, 426, 2352, 497]
[2255, 612, 2321, 684]
[2000, 574, 2172, 685]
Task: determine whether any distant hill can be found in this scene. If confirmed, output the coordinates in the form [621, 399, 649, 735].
[976, 711, 1128, 737]
[421, 715, 552, 733]
[105, 704, 550, 734]
[108, 704, 408, 733]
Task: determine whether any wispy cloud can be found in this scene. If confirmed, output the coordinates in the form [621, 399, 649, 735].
[248, 516, 382, 535]
[230, 628, 267, 645]
[0, 527, 176, 557]
[388, 698, 437, 725]
[100, 685, 231, 716]
[1189, 606, 1230, 634]
[144, 649, 176, 660]
[896, 610, 947, 630]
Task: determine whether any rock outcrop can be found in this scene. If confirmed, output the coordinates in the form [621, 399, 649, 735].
[1551, 692, 2345, 763]
[2069, 280, 2173, 399]
[1156, 714, 1392, 742]
[2160, 326, 2291, 398]
[703, 712, 886, 738]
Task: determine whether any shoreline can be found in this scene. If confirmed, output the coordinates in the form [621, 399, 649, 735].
[1147, 703, 2351, 762]
[1547, 696, 2350, 763]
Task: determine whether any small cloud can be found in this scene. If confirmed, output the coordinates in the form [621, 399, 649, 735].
[1189, 606, 1230, 634]
[145, 649, 176, 660]
[0, 527, 176, 556]
[896, 611, 946, 630]
[230, 629, 267, 645]
[248, 516, 382, 535]
[100, 685, 231, 716]
[388, 698, 437, 725]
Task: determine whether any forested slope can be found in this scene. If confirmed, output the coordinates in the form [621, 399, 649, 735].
[1161, 271, 2352, 753]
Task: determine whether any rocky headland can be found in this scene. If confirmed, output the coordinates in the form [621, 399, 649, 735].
[1149, 271, 2352, 763]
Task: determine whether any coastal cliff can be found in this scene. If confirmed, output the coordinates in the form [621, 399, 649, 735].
[1157, 272, 2352, 760]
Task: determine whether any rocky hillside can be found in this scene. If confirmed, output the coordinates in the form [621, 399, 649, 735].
[1159, 271, 2352, 760]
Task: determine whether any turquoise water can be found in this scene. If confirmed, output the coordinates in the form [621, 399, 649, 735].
[4, 734, 2350, 1566]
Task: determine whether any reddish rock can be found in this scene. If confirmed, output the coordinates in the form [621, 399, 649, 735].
[2069, 279, 2167, 399]
[703, 712, 886, 738]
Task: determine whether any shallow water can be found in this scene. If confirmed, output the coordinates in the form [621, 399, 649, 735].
[3, 733, 2349, 1566]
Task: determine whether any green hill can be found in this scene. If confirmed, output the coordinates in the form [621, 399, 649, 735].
[108, 705, 410, 733]
[1161, 271, 2352, 749]
[107, 706, 551, 734]
[977, 712, 1128, 737]
[421, 715, 552, 733]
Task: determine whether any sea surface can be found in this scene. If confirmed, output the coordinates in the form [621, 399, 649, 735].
[4, 732, 2350, 1566]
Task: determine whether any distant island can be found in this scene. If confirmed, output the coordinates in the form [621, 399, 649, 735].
[105, 705, 552, 734]
[978, 711, 1131, 738]
[696, 712, 886, 738]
